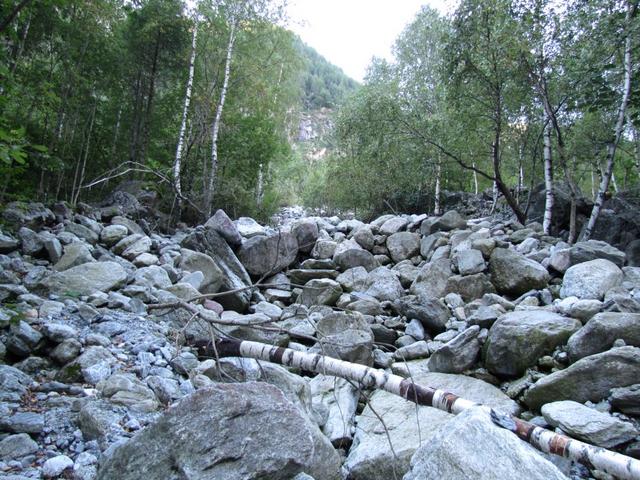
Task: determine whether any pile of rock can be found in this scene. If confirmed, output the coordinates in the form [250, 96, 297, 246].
[0, 202, 639, 479]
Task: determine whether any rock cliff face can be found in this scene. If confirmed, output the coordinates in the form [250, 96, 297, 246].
[0, 202, 638, 479]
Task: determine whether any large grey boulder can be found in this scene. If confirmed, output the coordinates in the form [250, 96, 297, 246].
[410, 258, 452, 299]
[610, 384, 640, 416]
[431, 210, 467, 232]
[38, 261, 127, 296]
[445, 273, 495, 302]
[0, 365, 33, 402]
[235, 217, 265, 238]
[453, 248, 485, 275]
[204, 209, 242, 246]
[364, 267, 404, 301]
[54, 242, 95, 272]
[567, 312, 640, 362]
[181, 228, 252, 311]
[238, 232, 298, 277]
[57, 346, 116, 385]
[393, 296, 449, 334]
[560, 259, 623, 300]
[315, 312, 374, 365]
[336, 267, 368, 292]
[178, 248, 224, 294]
[428, 326, 481, 373]
[379, 217, 408, 236]
[569, 240, 626, 268]
[489, 248, 549, 296]
[485, 310, 581, 378]
[541, 400, 638, 448]
[343, 372, 518, 480]
[524, 347, 640, 410]
[386, 232, 420, 263]
[293, 219, 319, 253]
[334, 248, 378, 272]
[2, 201, 54, 230]
[404, 407, 568, 480]
[298, 279, 343, 307]
[96, 383, 341, 480]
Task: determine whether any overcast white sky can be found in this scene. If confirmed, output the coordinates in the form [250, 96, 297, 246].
[287, 0, 454, 82]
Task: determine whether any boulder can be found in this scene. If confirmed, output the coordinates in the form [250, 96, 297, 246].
[453, 248, 486, 275]
[238, 232, 298, 277]
[431, 210, 467, 232]
[235, 217, 265, 238]
[393, 296, 449, 334]
[98, 373, 159, 412]
[428, 326, 480, 373]
[54, 242, 95, 271]
[38, 261, 127, 296]
[379, 217, 408, 235]
[309, 375, 359, 447]
[0, 365, 33, 402]
[541, 400, 638, 448]
[334, 248, 378, 272]
[485, 310, 581, 378]
[133, 265, 172, 290]
[293, 219, 319, 253]
[336, 267, 369, 292]
[204, 209, 242, 246]
[524, 346, 640, 410]
[57, 346, 116, 385]
[404, 407, 568, 480]
[2, 201, 55, 230]
[567, 312, 640, 362]
[100, 224, 129, 246]
[96, 383, 341, 480]
[489, 248, 549, 296]
[386, 232, 420, 263]
[410, 258, 452, 299]
[569, 240, 626, 268]
[315, 312, 374, 365]
[18, 227, 43, 256]
[364, 267, 404, 301]
[560, 259, 623, 300]
[181, 228, 252, 311]
[610, 384, 640, 416]
[343, 372, 518, 480]
[445, 273, 495, 302]
[298, 279, 343, 307]
[178, 248, 224, 294]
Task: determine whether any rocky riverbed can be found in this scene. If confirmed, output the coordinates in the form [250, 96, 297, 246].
[0, 201, 639, 479]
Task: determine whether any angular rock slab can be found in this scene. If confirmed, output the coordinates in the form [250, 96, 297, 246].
[524, 347, 640, 410]
[38, 261, 127, 296]
[343, 372, 519, 480]
[181, 228, 252, 311]
[96, 383, 341, 480]
[485, 310, 581, 378]
[404, 407, 568, 480]
[541, 400, 638, 448]
[237, 232, 298, 277]
[567, 312, 640, 362]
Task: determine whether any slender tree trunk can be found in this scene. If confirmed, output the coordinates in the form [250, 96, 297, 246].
[130, 68, 144, 164]
[140, 33, 161, 167]
[204, 21, 236, 218]
[630, 117, 640, 178]
[582, 2, 634, 241]
[111, 105, 122, 158]
[256, 163, 264, 207]
[611, 172, 619, 193]
[542, 111, 554, 235]
[472, 162, 479, 195]
[173, 21, 199, 202]
[72, 100, 97, 205]
[434, 159, 442, 215]
[9, 12, 30, 75]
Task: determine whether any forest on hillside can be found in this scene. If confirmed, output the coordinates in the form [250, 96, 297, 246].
[0, 0, 356, 222]
[306, 0, 639, 242]
[1, 0, 639, 241]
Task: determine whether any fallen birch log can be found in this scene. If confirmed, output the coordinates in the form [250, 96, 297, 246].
[194, 337, 640, 480]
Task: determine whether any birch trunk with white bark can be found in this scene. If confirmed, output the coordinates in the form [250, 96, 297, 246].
[204, 20, 236, 218]
[434, 160, 441, 215]
[582, 1, 634, 241]
[173, 20, 198, 201]
[542, 112, 554, 235]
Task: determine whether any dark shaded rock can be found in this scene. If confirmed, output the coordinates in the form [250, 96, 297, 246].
[489, 248, 549, 296]
[524, 347, 640, 410]
[485, 310, 581, 378]
[567, 312, 640, 362]
[204, 209, 243, 247]
[2, 201, 55, 230]
[96, 383, 341, 480]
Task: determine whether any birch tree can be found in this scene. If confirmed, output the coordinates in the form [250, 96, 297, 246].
[582, 0, 637, 240]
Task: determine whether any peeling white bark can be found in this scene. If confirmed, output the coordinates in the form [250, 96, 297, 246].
[583, 1, 635, 241]
[173, 20, 198, 200]
[542, 111, 554, 235]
